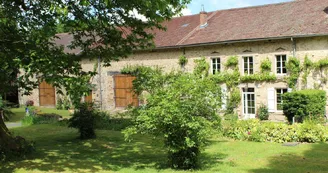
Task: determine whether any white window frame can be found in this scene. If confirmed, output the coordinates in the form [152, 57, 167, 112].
[242, 88, 256, 119]
[243, 56, 254, 75]
[276, 55, 287, 75]
[211, 57, 221, 74]
[275, 88, 288, 111]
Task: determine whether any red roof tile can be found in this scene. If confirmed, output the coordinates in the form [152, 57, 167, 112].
[56, 0, 328, 52]
[179, 0, 328, 46]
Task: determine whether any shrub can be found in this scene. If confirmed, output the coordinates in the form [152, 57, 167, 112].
[223, 119, 328, 143]
[124, 74, 222, 169]
[22, 113, 61, 125]
[282, 89, 326, 123]
[257, 104, 269, 120]
[56, 98, 63, 110]
[69, 102, 96, 139]
[94, 111, 132, 131]
[62, 97, 71, 110]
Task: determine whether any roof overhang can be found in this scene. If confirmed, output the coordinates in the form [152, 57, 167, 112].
[149, 34, 328, 51]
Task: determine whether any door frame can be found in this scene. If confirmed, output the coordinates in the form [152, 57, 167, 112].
[242, 88, 256, 119]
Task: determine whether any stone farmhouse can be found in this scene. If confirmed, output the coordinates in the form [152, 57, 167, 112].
[20, 0, 328, 121]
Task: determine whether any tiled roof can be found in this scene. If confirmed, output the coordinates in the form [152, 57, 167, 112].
[56, 0, 328, 52]
[177, 0, 328, 46]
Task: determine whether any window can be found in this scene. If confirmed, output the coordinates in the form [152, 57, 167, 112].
[211, 58, 220, 74]
[243, 56, 254, 74]
[276, 55, 287, 74]
[276, 88, 288, 110]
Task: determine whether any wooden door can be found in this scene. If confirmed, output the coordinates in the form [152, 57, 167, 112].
[114, 75, 139, 107]
[39, 81, 56, 106]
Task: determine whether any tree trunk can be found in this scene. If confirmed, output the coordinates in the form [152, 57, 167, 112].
[0, 110, 20, 151]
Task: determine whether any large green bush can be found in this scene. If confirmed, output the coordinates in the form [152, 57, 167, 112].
[223, 119, 328, 143]
[124, 74, 222, 169]
[282, 89, 326, 123]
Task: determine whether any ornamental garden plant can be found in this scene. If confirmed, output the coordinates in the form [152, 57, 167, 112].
[124, 72, 222, 169]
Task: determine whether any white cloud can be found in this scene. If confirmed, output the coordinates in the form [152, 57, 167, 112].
[181, 8, 192, 16]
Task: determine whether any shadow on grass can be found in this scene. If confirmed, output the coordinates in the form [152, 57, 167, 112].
[1, 125, 227, 173]
[250, 143, 328, 173]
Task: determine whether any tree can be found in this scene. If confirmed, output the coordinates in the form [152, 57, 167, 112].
[124, 73, 222, 169]
[0, 0, 190, 158]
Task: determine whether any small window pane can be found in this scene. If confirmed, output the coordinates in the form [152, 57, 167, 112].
[283, 67, 287, 74]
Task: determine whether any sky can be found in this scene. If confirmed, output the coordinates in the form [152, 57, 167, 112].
[181, 0, 293, 15]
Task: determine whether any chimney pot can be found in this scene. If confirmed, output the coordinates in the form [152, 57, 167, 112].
[200, 5, 207, 28]
[200, 11, 208, 28]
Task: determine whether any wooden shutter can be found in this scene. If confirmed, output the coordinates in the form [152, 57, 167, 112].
[267, 88, 275, 112]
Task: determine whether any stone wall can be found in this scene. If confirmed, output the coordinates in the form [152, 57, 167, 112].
[19, 36, 328, 121]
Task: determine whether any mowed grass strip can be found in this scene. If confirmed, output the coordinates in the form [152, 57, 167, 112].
[1, 123, 328, 173]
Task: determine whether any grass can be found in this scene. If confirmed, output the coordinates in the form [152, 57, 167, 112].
[6, 107, 71, 123]
[1, 123, 328, 173]
[2, 108, 328, 172]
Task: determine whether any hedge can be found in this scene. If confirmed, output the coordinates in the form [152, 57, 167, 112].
[282, 89, 326, 123]
[223, 119, 328, 143]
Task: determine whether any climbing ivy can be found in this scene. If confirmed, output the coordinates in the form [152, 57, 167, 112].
[314, 57, 328, 69]
[240, 73, 277, 83]
[260, 58, 272, 73]
[225, 56, 239, 69]
[301, 55, 313, 89]
[285, 57, 301, 89]
[225, 87, 241, 115]
[240, 58, 277, 83]
[178, 55, 188, 67]
[194, 57, 209, 77]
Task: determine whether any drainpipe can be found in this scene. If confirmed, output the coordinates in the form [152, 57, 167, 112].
[98, 57, 103, 110]
[291, 37, 296, 57]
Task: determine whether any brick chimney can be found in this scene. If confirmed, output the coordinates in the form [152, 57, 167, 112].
[200, 5, 208, 28]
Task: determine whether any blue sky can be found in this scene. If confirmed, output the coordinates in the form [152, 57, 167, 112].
[181, 0, 293, 15]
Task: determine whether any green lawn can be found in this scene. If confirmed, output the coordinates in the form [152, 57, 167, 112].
[1, 123, 328, 173]
[7, 107, 71, 123]
[2, 108, 328, 172]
